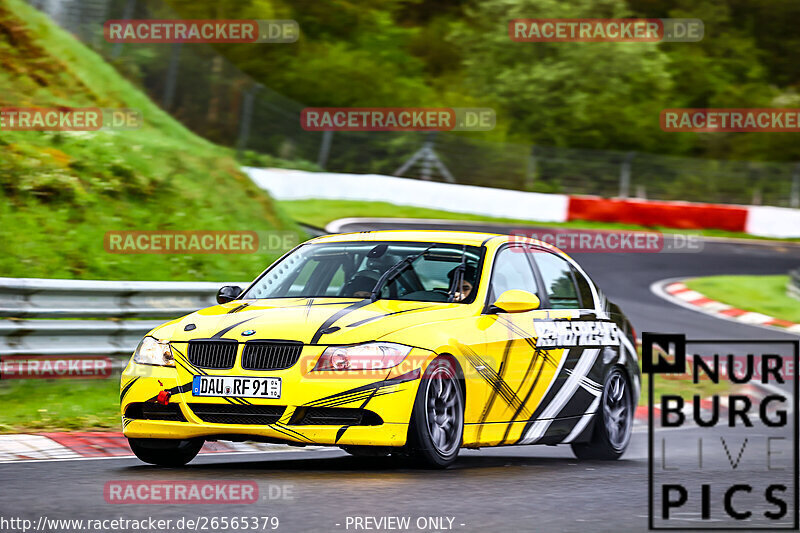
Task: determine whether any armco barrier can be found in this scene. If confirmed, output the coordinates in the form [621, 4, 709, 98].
[0, 319, 162, 357]
[0, 278, 246, 358]
[0, 277, 246, 318]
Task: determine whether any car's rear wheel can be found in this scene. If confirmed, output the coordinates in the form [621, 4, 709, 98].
[128, 438, 203, 466]
[407, 357, 464, 468]
[571, 367, 633, 460]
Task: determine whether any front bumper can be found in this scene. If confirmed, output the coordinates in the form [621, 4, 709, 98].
[120, 347, 432, 447]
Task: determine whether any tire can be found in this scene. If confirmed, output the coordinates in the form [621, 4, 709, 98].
[571, 367, 633, 460]
[407, 357, 464, 468]
[128, 438, 204, 466]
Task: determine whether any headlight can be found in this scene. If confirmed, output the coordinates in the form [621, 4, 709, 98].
[133, 336, 175, 367]
[313, 342, 412, 371]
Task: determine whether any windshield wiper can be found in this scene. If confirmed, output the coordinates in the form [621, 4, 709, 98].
[447, 245, 467, 303]
[370, 244, 436, 302]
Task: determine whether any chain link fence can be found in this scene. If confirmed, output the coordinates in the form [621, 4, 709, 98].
[26, 0, 800, 208]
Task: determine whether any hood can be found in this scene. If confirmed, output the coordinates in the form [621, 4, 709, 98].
[152, 297, 473, 346]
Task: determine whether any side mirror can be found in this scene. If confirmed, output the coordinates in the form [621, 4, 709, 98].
[489, 289, 540, 313]
[216, 285, 242, 304]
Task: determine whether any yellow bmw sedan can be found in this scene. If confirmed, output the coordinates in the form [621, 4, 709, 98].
[121, 230, 640, 468]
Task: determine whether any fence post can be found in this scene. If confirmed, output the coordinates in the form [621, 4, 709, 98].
[394, 132, 455, 183]
[525, 145, 537, 190]
[791, 163, 800, 209]
[162, 42, 182, 111]
[111, 0, 137, 59]
[236, 84, 262, 160]
[317, 130, 334, 170]
[749, 162, 762, 205]
[618, 151, 635, 198]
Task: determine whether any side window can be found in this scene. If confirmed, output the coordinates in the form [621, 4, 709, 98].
[489, 246, 539, 301]
[324, 266, 347, 296]
[571, 266, 595, 309]
[532, 251, 580, 309]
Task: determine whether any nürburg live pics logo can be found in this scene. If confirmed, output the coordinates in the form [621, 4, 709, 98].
[643, 333, 798, 530]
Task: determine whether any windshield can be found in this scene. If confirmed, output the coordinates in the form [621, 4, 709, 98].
[241, 241, 484, 303]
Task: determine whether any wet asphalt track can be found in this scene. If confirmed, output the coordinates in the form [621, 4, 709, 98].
[1, 219, 798, 533]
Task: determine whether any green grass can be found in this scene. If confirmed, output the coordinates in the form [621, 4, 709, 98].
[280, 199, 799, 242]
[0, 378, 120, 433]
[0, 0, 305, 282]
[685, 275, 800, 324]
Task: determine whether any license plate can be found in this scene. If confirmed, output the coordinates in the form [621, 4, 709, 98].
[192, 375, 281, 399]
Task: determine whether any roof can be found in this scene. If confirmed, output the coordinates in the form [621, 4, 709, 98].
[309, 229, 506, 247]
[308, 229, 572, 258]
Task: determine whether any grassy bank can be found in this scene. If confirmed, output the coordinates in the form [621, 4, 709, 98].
[685, 275, 800, 324]
[0, 379, 120, 433]
[0, 0, 304, 282]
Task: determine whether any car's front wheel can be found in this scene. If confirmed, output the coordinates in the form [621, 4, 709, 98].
[571, 367, 633, 460]
[128, 438, 204, 466]
[407, 357, 464, 468]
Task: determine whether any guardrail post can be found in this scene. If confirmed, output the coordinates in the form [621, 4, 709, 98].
[236, 84, 262, 159]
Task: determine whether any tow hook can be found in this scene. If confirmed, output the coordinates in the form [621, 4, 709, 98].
[156, 390, 171, 405]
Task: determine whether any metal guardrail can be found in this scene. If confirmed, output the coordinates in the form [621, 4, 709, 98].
[0, 277, 246, 318]
[789, 269, 800, 301]
[0, 278, 247, 357]
[0, 319, 163, 357]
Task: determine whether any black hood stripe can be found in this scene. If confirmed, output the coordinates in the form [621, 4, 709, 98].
[345, 306, 428, 328]
[212, 317, 258, 339]
[310, 299, 373, 344]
